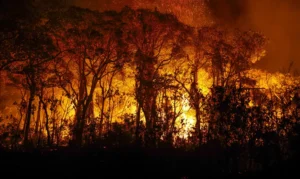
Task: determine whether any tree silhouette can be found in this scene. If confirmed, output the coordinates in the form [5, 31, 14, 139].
[121, 7, 190, 147]
[49, 7, 129, 146]
[2, 24, 61, 146]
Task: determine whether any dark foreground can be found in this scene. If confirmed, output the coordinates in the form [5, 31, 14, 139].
[0, 147, 299, 178]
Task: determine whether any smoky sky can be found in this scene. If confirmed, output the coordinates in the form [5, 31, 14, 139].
[70, 0, 300, 73]
[206, 0, 246, 26]
[2, 0, 298, 73]
[207, 0, 300, 73]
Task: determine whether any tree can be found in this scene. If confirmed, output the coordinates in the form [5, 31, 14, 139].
[197, 27, 266, 88]
[2, 23, 61, 146]
[121, 7, 190, 147]
[50, 7, 129, 146]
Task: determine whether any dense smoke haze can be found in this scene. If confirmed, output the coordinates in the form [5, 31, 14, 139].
[71, 0, 300, 73]
[207, 0, 300, 73]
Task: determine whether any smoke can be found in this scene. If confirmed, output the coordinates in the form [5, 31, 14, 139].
[72, 0, 300, 73]
[70, 0, 134, 11]
[206, 0, 300, 73]
[11, 0, 292, 73]
[70, 0, 210, 26]
[205, 0, 246, 27]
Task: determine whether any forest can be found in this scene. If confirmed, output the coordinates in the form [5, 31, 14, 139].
[0, 1, 300, 177]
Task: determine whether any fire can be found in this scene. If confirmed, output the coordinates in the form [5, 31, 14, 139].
[177, 94, 195, 139]
[3, 58, 295, 144]
[1, 4, 299, 149]
[197, 69, 213, 96]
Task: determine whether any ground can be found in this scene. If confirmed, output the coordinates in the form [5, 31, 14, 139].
[1, 146, 299, 178]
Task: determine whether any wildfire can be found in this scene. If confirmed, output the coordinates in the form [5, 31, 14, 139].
[2, 56, 298, 144]
[197, 69, 213, 96]
[177, 94, 195, 139]
[1, 3, 299, 149]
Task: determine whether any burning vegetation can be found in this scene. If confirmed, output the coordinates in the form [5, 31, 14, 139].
[0, 0, 300, 175]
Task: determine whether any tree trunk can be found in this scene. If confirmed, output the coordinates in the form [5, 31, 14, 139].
[72, 56, 86, 147]
[99, 91, 106, 137]
[37, 116, 43, 147]
[24, 88, 35, 147]
[41, 101, 51, 146]
[135, 51, 158, 148]
[51, 116, 56, 145]
[74, 88, 96, 147]
[107, 96, 114, 132]
[142, 92, 158, 148]
[135, 103, 141, 145]
[35, 98, 42, 136]
[74, 105, 83, 147]
[195, 104, 202, 144]
[192, 65, 202, 144]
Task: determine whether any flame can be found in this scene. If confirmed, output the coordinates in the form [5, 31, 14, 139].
[177, 94, 195, 139]
[2, 4, 299, 147]
[1, 62, 299, 144]
[197, 69, 213, 96]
